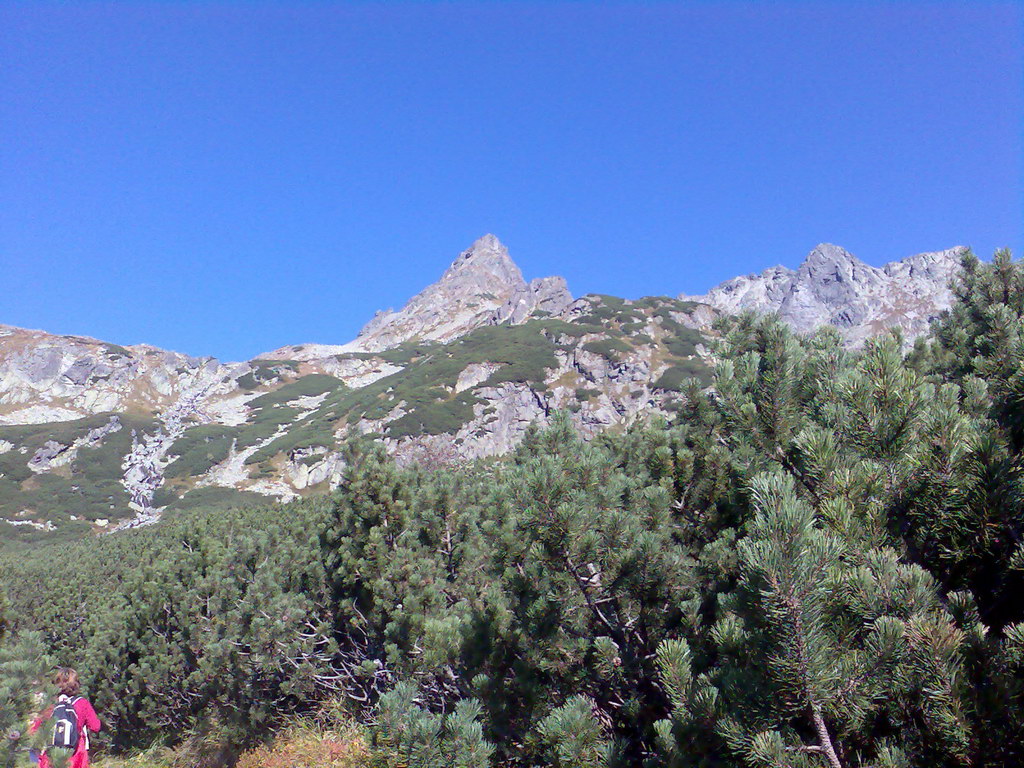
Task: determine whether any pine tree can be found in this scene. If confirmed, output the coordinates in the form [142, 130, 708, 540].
[0, 628, 50, 763]
[907, 248, 1024, 763]
[908, 248, 1024, 629]
[374, 681, 494, 767]
[475, 414, 693, 762]
[653, 321, 978, 767]
[657, 473, 971, 767]
[539, 695, 611, 768]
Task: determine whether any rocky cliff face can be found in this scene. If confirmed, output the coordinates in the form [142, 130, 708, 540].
[685, 243, 967, 345]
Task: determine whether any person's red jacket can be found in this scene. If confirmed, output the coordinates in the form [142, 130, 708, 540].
[30, 697, 102, 768]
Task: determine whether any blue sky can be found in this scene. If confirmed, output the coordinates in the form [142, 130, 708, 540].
[2, 2, 1021, 361]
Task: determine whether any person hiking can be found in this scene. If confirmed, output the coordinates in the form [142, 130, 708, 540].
[29, 668, 102, 768]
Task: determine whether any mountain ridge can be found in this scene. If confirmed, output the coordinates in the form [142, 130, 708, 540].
[0, 235, 968, 547]
[684, 242, 967, 345]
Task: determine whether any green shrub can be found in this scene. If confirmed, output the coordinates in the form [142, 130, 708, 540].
[652, 359, 711, 390]
[236, 360, 301, 390]
[247, 374, 345, 410]
[165, 426, 238, 479]
[582, 338, 632, 360]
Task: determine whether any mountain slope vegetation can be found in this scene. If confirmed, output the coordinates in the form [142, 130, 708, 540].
[0, 291, 712, 549]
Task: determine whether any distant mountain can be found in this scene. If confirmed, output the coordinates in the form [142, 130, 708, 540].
[0, 236, 713, 547]
[684, 243, 967, 346]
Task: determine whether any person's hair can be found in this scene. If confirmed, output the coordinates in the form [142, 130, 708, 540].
[54, 668, 80, 697]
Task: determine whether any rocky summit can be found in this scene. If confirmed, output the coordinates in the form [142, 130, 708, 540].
[685, 243, 968, 346]
[263, 234, 573, 359]
[0, 236, 966, 547]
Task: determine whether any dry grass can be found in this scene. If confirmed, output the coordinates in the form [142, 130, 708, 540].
[91, 744, 175, 768]
[235, 720, 372, 768]
[90, 713, 372, 768]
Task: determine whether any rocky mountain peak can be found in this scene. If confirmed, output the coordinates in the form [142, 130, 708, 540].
[800, 243, 865, 271]
[686, 243, 965, 346]
[797, 244, 884, 290]
[264, 235, 573, 359]
[444, 234, 520, 280]
[341, 234, 571, 352]
[433, 233, 527, 296]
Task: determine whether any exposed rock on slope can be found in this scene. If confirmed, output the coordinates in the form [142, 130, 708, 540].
[0, 324, 231, 423]
[347, 294, 713, 463]
[685, 243, 967, 345]
[28, 416, 121, 473]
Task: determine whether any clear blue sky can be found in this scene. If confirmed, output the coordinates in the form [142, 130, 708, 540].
[2, 2, 1021, 361]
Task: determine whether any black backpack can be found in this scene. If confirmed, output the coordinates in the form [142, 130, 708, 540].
[51, 696, 82, 750]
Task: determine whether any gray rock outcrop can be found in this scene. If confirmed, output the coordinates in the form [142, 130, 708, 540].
[492, 275, 573, 325]
[685, 243, 967, 346]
